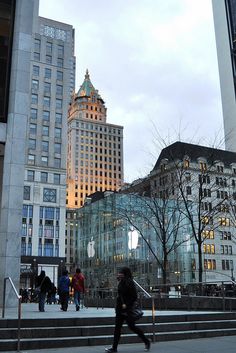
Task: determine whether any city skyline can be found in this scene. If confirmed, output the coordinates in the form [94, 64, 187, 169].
[39, 0, 223, 183]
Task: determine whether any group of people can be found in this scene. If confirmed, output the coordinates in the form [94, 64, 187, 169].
[36, 268, 85, 312]
[36, 266, 150, 352]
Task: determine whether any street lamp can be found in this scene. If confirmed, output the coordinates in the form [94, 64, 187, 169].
[230, 262, 235, 282]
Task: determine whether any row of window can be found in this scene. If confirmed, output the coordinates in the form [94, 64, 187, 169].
[29, 139, 61, 154]
[32, 79, 63, 95]
[29, 124, 61, 138]
[31, 109, 62, 124]
[31, 94, 63, 110]
[28, 155, 61, 168]
[203, 259, 234, 271]
[34, 38, 64, 55]
[26, 170, 61, 184]
[33, 65, 63, 81]
[75, 122, 121, 135]
[24, 187, 57, 202]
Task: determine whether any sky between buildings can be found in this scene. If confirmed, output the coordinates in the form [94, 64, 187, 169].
[39, 0, 223, 183]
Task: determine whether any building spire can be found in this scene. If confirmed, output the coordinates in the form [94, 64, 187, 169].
[85, 69, 90, 79]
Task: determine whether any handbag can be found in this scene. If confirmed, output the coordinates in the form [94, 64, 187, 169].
[121, 298, 144, 321]
[128, 301, 144, 321]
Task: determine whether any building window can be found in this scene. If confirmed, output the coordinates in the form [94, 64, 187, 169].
[186, 186, 191, 195]
[200, 162, 207, 172]
[41, 172, 48, 183]
[54, 158, 61, 168]
[42, 140, 49, 152]
[34, 38, 40, 51]
[46, 41, 52, 54]
[33, 52, 40, 61]
[45, 68, 51, 79]
[29, 123, 37, 135]
[31, 94, 38, 105]
[44, 82, 51, 94]
[43, 111, 50, 122]
[33, 65, 39, 76]
[42, 126, 49, 136]
[57, 71, 63, 81]
[57, 44, 64, 56]
[30, 108, 37, 120]
[55, 128, 61, 139]
[28, 139, 36, 150]
[43, 188, 56, 202]
[55, 113, 62, 124]
[56, 85, 63, 95]
[204, 259, 216, 270]
[32, 79, 39, 91]
[57, 57, 63, 67]
[54, 174, 60, 185]
[27, 170, 35, 181]
[43, 96, 50, 107]
[46, 55, 52, 64]
[219, 217, 230, 226]
[54, 143, 61, 154]
[28, 154, 35, 165]
[56, 99, 62, 109]
[41, 156, 48, 166]
[23, 186, 30, 200]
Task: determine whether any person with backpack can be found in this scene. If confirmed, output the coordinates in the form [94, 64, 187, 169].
[36, 270, 52, 312]
[58, 270, 70, 311]
[72, 268, 85, 311]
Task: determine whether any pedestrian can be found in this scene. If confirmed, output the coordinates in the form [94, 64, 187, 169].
[58, 270, 70, 311]
[105, 267, 150, 353]
[72, 268, 85, 311]
[36, 270, 52, 312]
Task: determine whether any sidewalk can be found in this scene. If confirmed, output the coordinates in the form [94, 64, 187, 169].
[4, 336, 236, 353]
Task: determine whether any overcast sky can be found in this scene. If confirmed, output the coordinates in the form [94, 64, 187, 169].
[39, 0, 223, 183]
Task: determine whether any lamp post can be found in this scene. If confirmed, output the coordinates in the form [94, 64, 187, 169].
[231, 262, 235, 282]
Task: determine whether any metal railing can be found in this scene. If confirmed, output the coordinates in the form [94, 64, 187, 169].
[2, 277, 22, 352]
[133, 279, 156, 343]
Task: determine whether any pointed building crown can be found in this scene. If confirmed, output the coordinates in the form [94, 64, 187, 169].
[77, 70, 103, 102]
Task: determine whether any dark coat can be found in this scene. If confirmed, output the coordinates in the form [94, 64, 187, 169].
[36, 275, 52, 293]
[116, 277, 137, 315]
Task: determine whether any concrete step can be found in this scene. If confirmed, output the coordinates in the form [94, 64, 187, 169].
[1, 312, 236, 351]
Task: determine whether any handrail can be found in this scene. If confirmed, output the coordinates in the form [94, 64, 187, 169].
[133, 279, 156, 343]
[2, 277, 22, 352]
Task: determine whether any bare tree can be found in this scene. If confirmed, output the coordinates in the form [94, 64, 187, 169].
[117, 192, 190, 286]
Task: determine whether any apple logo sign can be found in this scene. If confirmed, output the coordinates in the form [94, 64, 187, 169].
[128, 227, 139, 250]
[87, 237, 95, 258]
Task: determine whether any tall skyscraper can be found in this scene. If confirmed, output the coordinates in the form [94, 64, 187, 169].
[21, 13, 76, 286]
[212, 0, 236, 151]
[67, 70, 124, 208]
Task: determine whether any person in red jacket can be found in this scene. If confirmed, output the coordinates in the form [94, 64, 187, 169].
[72, 268, 85, 311]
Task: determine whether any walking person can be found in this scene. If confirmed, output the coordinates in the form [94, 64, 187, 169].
[58, 270, 70, 311]
[105, 267, 150, 352]
[36, 270, 52, 312]
[72, 268, 85, 311]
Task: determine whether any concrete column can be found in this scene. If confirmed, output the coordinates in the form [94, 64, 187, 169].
[0, 0, 38, 308]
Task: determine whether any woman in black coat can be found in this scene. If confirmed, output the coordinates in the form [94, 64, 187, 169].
[105, 267, 150, 352]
